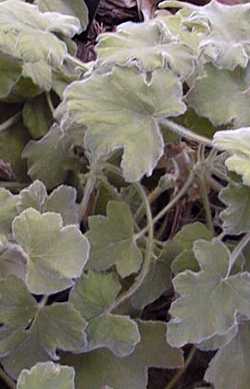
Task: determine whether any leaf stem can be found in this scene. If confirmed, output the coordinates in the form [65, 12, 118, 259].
[160, 118, 213, 146]
[135, 171, 194, 240]
[110, 182, 154, 311]
[165, 346, 196, 389]
[199, 175, 214, 234]
[80, 174, 96, 221]
[66, 54, 88, 71]
[46, 92, 55, 116]
[227, 232, 250, 277]
[0, 112, 21, 133]
[0, 366, 15, 389]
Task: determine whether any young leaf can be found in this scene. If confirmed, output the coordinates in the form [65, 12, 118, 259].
[12, 208, 89, 294]
[17, 362, 75, 389]
[188, 64, 250, 128]
[70, 271, 140, 357]
[22, 124, 79, 190]
[0, 276, 87, 378]
[36, 0, 89, 32]
[62, 320, 183, 389]
[57, 66, 186, 182]
[96, 19, 195, 77]
[205, 321, 250, 389]
[219, 182, 250, 235]
[167, 239, 250, 348]
[86, 201, 142, 277]
[213, 127, 250, 186]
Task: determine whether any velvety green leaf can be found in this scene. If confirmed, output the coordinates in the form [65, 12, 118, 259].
[17, 180, 79, 225]
[0, 277, 87, 378]
[172, 222, 213, 274]
[0, 52, 22, 99]
[188, 64, 250, 128]
[70, 271, 121, 321]
[22, 124, 79, 190]
[57, 66, 186, 182]
[62, 320, 183, 389]
[167, 239, 250, 347]
[213, 127, 250, 186]
[0, 235, 27, 280]
[205, 322, 250, 389]
[12, 208, 89, 294]
[17, 362, 75, 389]
[36, 0, 88, 31]
[86, 201, 142, 277]
[131, 243, 175, 310]
[161, 0, 250, 69]
[0, 0, 81, 94]
[22, 94, 53, 139]
[219, 182, 250, 234]
[70, 270, 140, 356]
[86, 314, 140, 357]
[96, 19, 195, 77]
[0, 189, 19, 235]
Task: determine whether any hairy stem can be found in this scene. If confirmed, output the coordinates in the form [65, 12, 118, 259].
[79, 174, 96, 221]
[0, 112, 21, 133]
[160, 118, 213, 146]
[199, 175, 214, 234]
[0, 366, 15, 389]
[165, 346, 196, 389]
[110, 182, 154, 311]
[227, 232, 250, 277]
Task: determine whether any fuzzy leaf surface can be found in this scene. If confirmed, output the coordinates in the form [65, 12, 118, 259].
[219, 182, 250, 234]
[188, 64, 250, 128]
[13, 208, 89, 294]
[167, 239, 250, 347]
[70, 271, 140, 357]
[63, 321, 183, 389]
[96, 19, 195, 77]
[205, 322, 250, 389]
[86, 201, 142, 277]
[17, 362, 75, 389]
[57, 66, 186, 182]
[213, 127, 250, 186]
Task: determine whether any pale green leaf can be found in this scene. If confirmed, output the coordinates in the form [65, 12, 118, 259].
[70, 271, 140, 356]
[96, 19, 195, 77]
[197, 325, 238, 352]
[0, 188, 19, 235]
[17, 180, 79, 225]
[86, 314, 140, 357]
[36, 0, 89, 31]
[172, 222, 213, 274]
[63, 320, 183, 389]
[0, 278, 86, 378]
[17, 362, 75, 389]
[70, 271, 121, 321]
[219, 182, 250, 235]
[131, 243, 175, 310]
[12, 208, 89, 294]
[22, 94, 52, 139]
[57, 66, 186, 182]
[22, 124, 79, 190]
[0, 235, 27, 280]
[205, 322, 250, 389]
[188, 64, 250, 128]
[213, 127, 250, 186]
[86, 201, 142, 277]
[167, 239, 250, 347]
[0, 52, 22, 99]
